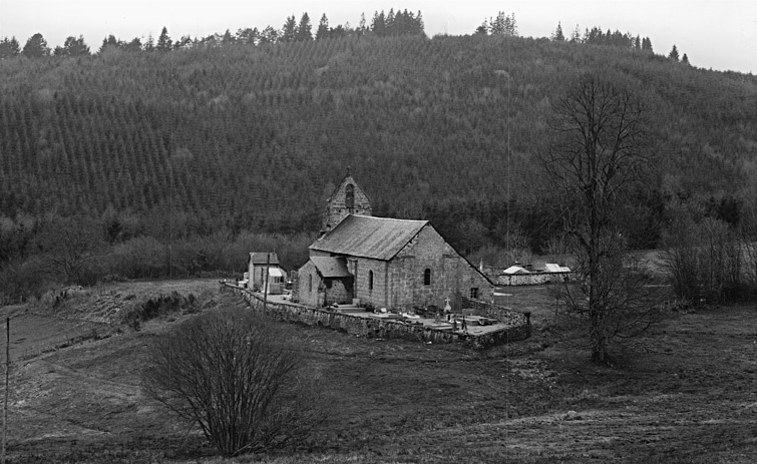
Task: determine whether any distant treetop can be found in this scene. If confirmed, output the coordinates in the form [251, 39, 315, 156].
[476, 11, 518, 37]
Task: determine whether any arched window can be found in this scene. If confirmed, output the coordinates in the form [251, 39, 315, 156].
[423, 268, 431, 286]
[308, 274, 313, 292]
[345, 184, 355, 212]
[368, 270, 374, 291]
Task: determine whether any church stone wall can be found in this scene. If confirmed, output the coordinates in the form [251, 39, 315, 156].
[353, 257, 389, 308]
[390, 226, 493, 309]
[295, 260, 323, 307]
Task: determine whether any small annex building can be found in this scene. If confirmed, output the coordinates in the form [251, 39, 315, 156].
[294, 176, 493, 310]
[247, 252, 286, 294]
[296, 256, 354, 307]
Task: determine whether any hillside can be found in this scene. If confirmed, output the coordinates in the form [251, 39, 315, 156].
[3, 281, 756, 462]
[0, 34, 756, 288]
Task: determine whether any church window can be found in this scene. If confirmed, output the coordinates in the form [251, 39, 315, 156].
[470, 287, 479, 299]
[423, 268, 431, 286]
[345, 184, 355, 212]
[308, 274, 313, 292]
[368, 270, 374, 291]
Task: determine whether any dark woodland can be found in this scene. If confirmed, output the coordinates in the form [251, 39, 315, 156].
[1, 13, 756, 301]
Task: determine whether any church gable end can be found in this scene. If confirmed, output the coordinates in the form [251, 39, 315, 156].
[322, 175, 372, 232]
[392, 225, 493, 307]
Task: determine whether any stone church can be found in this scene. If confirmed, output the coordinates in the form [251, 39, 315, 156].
[294, 176, 493, 310]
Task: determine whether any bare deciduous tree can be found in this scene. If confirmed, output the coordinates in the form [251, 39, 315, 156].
[663, 214, 744, 304]
[739, 187, 757, 292]
[33, 216, 104, 285]
[142, 303, 323, 456]
[544, 72, 657, 364]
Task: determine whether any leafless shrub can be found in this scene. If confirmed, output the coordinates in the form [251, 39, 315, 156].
[739, 190, 757, 292]
[663, 215, 746, 304]
[142, 303, 324, 457]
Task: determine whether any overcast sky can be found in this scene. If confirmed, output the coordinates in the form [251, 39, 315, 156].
[1, 0, 755, 73]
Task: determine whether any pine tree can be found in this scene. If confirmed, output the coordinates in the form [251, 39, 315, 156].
[506, 13, 518, 36]
[99, 35, 120, 53]
[54, 35, 91, 57]
[144, 34, 154, 52]
[125, 37, 143, 52]
[22, 33, 50, 58]
[0, 37, 21, 58]
[570, 25, 581, 43]
[552, 22, 565, 41]
[372, 11, 386, 36]
[358, 13, 367, 35]
[296, 13, 313, 41]
[316, 14, 330, 40]
[259, 26, 279, 45]
[668, 44, 680, 61]
[221, 29, 234, 45]
[236, 28, 259, 45]
[641, 37, 653, 52]
[490, 12, 517, 37]
[681, 53, 690, 65]
[415, 10, 424, 35]
[156, 27, 172, 52]
[281, 16, 298, 42]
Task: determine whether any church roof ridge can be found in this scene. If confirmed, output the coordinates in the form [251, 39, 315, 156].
[311, 214, 428, 261]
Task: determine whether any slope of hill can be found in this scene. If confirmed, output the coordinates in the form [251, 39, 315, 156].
[4, 281, 757, 462]
[0, 34, 756, 283]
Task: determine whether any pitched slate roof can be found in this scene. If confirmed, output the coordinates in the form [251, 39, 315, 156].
[310, 215, 428, 261]
[249, 252, 280, 265]
[311, 256, 352, 278]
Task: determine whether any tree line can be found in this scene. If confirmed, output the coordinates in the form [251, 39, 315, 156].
[0, 8, 425, 59]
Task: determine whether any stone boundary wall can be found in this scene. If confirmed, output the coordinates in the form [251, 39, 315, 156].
[221, 283, 530, 349]
[495, 272, 570, 286]
[461, 296, 531, 327]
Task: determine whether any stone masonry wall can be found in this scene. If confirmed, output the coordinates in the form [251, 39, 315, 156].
[322, 176, 372, 231]
[221, 283, 530, 349]
[294, 260, 322, 307]
[496, 272, 571, 286]
[324, 277, 353, 306]
[461, 295, 531, 328]
[353, 257, 389, 308]
[391, 226, 493, 309]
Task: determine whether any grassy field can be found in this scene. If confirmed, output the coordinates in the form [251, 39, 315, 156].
[1, 279, 756, 463]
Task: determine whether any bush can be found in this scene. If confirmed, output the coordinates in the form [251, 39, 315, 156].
[663, 215, 747, 304]
[0, 256, 50, 303]
[142, 302, 323, 456]
[122, 291, 197, 329]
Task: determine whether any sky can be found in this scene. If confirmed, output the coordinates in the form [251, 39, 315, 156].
[1, 0, 755, 74]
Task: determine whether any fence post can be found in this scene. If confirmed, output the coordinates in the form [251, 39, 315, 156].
[2, 317, 9, 464]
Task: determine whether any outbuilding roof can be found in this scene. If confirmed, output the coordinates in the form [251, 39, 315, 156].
[249, 252, 280, 265]
[503, 265, 530, 275]
[544, 263, 571, 273]
[310, 215, 428, 261]
[310, 256, 352, 278]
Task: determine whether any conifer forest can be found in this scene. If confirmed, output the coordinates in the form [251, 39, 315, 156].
[1, 10, 756, 300]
